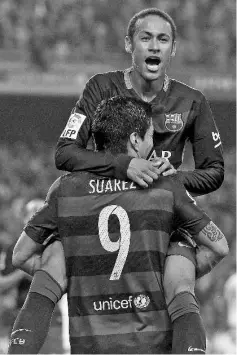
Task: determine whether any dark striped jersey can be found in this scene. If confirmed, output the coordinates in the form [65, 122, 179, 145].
[56, 69, 224, 195]
[25, 172, 210, 354]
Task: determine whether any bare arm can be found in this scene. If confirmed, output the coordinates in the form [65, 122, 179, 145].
[12, 231, 44, 275]
[193, 221, 229, 278]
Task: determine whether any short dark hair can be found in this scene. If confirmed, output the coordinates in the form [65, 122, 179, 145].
[127, 8, 177, 43]
[92, 96, 152, 155]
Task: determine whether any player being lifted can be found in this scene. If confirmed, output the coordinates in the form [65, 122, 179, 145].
[9, 97, 228, 354]
[55, 8, 223, 193]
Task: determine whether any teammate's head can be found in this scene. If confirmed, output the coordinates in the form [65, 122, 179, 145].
[92, 96, 153, 159]
[125, 8, 176, 81]
[127, 8, 177, 44]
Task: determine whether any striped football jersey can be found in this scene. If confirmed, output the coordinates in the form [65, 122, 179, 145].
[25, 172, 210, 354]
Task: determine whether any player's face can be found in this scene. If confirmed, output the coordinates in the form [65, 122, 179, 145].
[130, 15, 174, 81]
[138, 121, 154, 159]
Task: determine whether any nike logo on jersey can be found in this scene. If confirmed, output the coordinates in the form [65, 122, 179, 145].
[178, 242, 192, 248]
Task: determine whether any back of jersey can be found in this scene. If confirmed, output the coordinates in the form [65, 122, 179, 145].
[57, 172, 174, 354]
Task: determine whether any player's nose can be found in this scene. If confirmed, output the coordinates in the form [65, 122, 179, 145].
[148, 39, 160, 51]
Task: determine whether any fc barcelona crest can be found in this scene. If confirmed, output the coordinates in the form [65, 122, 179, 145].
[165, 113, 183, 132]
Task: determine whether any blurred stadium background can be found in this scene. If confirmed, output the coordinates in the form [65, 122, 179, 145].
[0, 0, 236, 354]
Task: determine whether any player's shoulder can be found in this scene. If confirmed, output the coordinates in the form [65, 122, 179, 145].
[87, 70, 124, 86]
[151, 175, 184, 194]
[47, 175, 65, 198]
[169, 78, 204, 101]
[156, 175, 199, 209]
[58, 171, 97, 196]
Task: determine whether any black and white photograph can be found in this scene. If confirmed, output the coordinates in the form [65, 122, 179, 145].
[0, 1, 235, 354]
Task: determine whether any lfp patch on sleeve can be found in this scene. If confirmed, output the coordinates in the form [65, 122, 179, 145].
[60, 113, 86, 139]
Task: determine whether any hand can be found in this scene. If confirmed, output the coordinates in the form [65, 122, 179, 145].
[127, 158, 160, 188]
[152, 157, 177, 176]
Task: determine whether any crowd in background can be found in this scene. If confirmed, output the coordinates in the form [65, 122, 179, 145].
[0, 0, 236, 72]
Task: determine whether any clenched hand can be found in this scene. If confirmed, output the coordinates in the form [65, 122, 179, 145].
[127, 157, 176, 188]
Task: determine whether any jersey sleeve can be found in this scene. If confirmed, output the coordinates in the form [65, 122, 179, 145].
[172, 177, 211, 236]
[24, 178, 60, 244]
[177, 94, 224, 195]
[55, 75, 132, 179]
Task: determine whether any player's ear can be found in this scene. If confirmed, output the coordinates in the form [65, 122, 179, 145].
[129, 132, 140, 155]
[171, 41, 176, 57]
[125, 36, 133, 54]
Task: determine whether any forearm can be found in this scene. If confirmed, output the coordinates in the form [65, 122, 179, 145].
[179, 220, 229, 279]
[17, 254, 41, 276]
[195, 245, 225, 279]
[55, 139, 132, 179]
[0, 270, 24, 292]
[177, 165, 224, 196]
[8, 292, 55, 354]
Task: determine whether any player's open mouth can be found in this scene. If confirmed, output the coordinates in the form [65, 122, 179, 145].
[145, 57, 161, 72]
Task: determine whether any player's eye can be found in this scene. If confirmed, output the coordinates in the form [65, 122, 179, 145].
[160, 38, 168, 43]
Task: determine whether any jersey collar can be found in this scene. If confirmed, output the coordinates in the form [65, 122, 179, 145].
[124, 67, 170, 94]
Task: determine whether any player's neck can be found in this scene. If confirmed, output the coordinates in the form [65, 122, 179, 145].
[129, 69, 165, 102]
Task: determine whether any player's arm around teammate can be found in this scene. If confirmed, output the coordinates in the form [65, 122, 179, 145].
[10, 214, 228, 355]
[55, 8, 223, 194]
[54, 9, 224, 351]
[54, 77, 169, 189]
[163, 224, 228, 354]
[163, 181, 229, 354]
[54, 10, 184, 189]
[9, 235, 67, 353]
[10, 205, 229, 355]
[10, 97, 227, 354]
